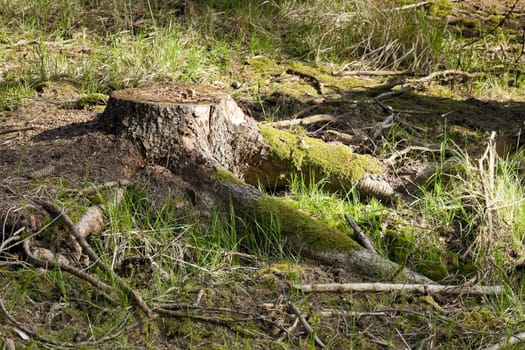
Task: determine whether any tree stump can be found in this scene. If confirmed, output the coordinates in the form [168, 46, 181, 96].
[99, 86, 431, 283]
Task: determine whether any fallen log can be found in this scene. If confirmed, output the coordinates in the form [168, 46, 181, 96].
[98, 86, 429, 283]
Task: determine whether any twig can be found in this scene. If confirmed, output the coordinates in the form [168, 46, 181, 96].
[390, 1, 433, 11]
[481, 331, 525, 350]
[154, 307, 268, 324]
[0, 127, 36, 136]
[344, 214, 376, 253]
[75, 180, 131, 197]
[395, 328, 411, 349]
[332, 70, 410, 77]
[407, 70, 481, 84]
[23, 239, 116, 299]
[286, 69, 325, 95]
[374, 87, 414, 101]
[0, 226, 24, 252]
[0, 298, 128, 348]
[318, 309, 386, 318]
[268, 114, 337, 129]
[34, 199, 154, 318]
[287, 301, 326, 348]
[295, 282, 502, 295]
[387, 146, 441, 164]
[193, 289, 205, 306]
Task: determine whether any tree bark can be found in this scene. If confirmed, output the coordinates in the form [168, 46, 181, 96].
[99, 86, 429, 283]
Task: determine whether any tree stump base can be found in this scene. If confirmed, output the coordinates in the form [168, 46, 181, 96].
[99, 86, 431, 283]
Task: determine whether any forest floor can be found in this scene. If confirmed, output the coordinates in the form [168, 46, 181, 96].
[1, 1, 525, 349]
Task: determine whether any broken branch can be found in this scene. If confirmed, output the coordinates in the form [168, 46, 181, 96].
[344, 214, 377, 253]
[295, 282, 502, 296]
[34, 199, 154, 318]
[286, 69, 325, 95]
[267, 114, 337, 129]
[287, 301, 326, 349]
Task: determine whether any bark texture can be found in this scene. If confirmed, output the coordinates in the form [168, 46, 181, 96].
[99, 86, 428, 282]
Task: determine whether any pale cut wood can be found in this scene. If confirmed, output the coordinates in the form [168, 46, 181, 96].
[296, 282, 502, 295]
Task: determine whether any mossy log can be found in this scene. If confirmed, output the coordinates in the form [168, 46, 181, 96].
[99, 86, 429, 283]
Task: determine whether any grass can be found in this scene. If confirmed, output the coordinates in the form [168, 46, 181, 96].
[1, 0, 525, 348]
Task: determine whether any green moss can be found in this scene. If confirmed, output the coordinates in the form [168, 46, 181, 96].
[488, 15, 504, 24]
[254, 261, 304, 284]
[75, 93, 108, 109]
[259, 124, 379, 187]
[211, 167, 245, 186]
[248, 195, 361, 252]
[429, 0, 453, 17]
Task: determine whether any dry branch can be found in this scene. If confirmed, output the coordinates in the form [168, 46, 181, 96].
[481, 332, 525, 350]
[332, 70, 410, 77]
[0, 298, 128, 348]
[344, 214, 377, 253]
[267, 114, 337, 129]
[34, 199, 154, 318]
[286, 69, 324, 95]
[319, 309, 387, 318]
[23, 239, 116, 297]
[287, 301, 326, 349]
[296, 282, 502, 296]
[0, 127, 36, 136]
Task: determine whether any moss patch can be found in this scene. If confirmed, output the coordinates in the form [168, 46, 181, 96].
[248, 195, 361, 252]
[259, 124, 380, 186]
[75, 93, 109, 109]
[211, 167, 245, 186]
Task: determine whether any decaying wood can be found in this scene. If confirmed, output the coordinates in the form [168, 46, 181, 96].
[98, 86, 432, 283]
[296, 282, 502, 295]
[99, 87, 391, 199]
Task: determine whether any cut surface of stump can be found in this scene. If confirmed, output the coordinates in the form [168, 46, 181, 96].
[99, 86, 430, 283]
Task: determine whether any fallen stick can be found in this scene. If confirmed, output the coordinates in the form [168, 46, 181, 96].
[319, 309, 386, 318]
[287, 301, 326, 349]
[295, 282, 502, 296]
[23, 239, 116, 298]
[332, 70, 410, 77]
[481, 331, 525, 350]
[344, 214, 377, 253]
[268, 114, 337, 129]
[286, 69, 325, 95]
[0, 298, 128, 348]
[35, 199, 154, 318]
